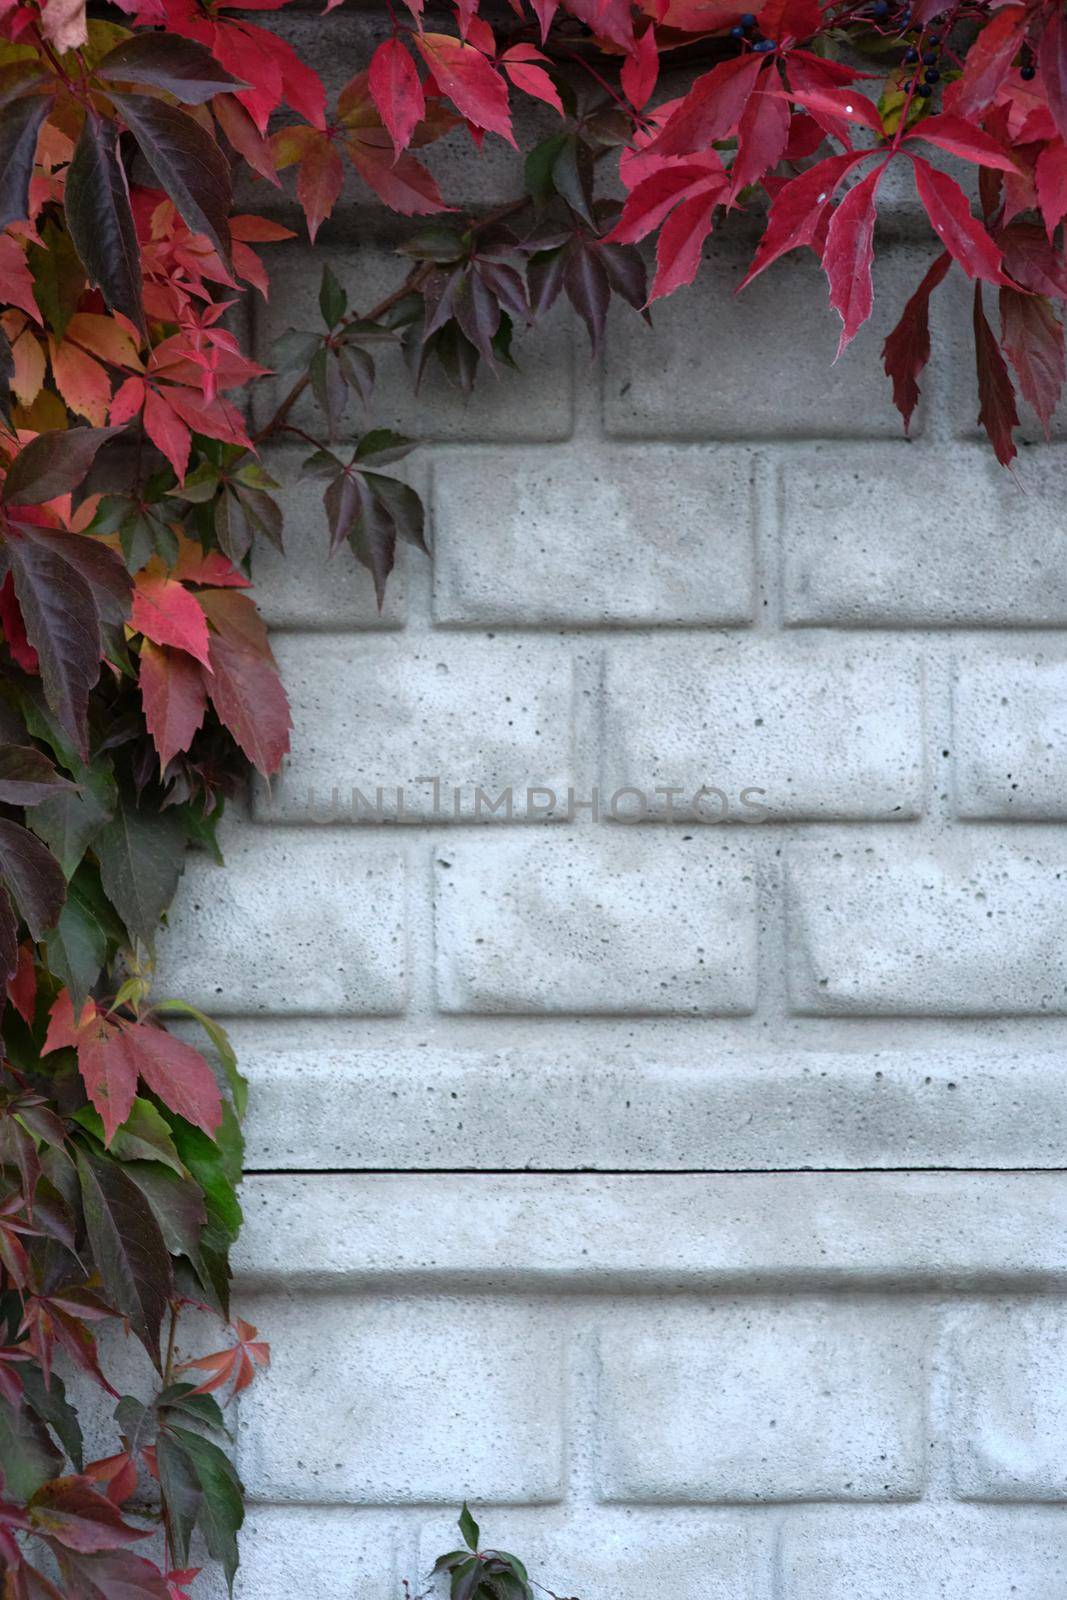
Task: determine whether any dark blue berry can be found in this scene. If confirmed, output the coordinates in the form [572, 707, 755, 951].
[904, 46, 919, 61]
[924, 67, 940, 82]
[1021, 62, 1036, 78]
[922, 47, 938, 62]
[731, 24, 745, 36]
[927, 30, 940, 42]
[917, 80, 934, 95]
[871, 0, 889, 17]
[753, 36, 776, 50]
[740, 11, 757, 24]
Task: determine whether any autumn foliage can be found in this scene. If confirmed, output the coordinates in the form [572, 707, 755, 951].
[0, 0, 1060, 1589]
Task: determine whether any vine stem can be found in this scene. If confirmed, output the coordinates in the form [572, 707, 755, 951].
[250, 194, 531, 448]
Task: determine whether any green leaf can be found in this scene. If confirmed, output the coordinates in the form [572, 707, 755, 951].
[319, 262, 347, 328]
[525, 131, 568, 207]
[164, 1425, 243, 1592]
[459, 1502, 480, 1553]
[270, 329, 322, 373]
[44, 860, 125, 1009]
[363, 472, 427, 553]
[76, 1147, 174, 1367]
[29, 755, 115, 880]
[110, 91, 231, 265]
[451, 1555, 482, 1600]
[94, 792, 186, 950]
[168, 1107, 243, 1315]
[122, 1161, 210, 1292]
[0, 1394, 63, 1499]
[29, 217, 85, 338]
[157, 1382, 226, 1434]
[156, 1429, 202, 1569]
[96, 32, 244, 103]
[396, 224, 467, 262]
[0, 91, 50, 233]
[75, 1097, 187, 1175]
[174, 461, 220, 504]
[354, 429, 415, 466]
[21, 1366, 84, 1472]
[64, 110, 145, 337]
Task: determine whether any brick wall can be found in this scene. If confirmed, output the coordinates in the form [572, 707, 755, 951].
[163, 11, 1067, 1591]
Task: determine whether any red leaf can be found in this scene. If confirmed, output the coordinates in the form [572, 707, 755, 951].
[44, 993, 135, 1147]
[347, 136, 449, 214]
[974, 282, 1019, 467]
[647, 53, 765, 157]
[912, 155, 1009, 284]
[1000, 285, 1064, 436]
[739, 149, 868, 289]
[822, 160, 887, 355]
[368, 38, 425, 154]
[131, 572, 211, 667]
[296, 132, 344, 242]
[116, 1019, 222, 1136]
[957, 4, 1026, 116]
[1040, 7, 1067, 148]
[502, 58, 563, 114]
[784, 84, 884, 136]
[730, 80, 791, 199]
[998, 221, 1067, 297]
[198, 589, 290, 775]
[0, 236, 41, 324]
[85, 1452, 139, 1507]
[143, 388, 191, 482]
[139, 639, 208, 769]
[0, 571, 38, 673]
[758, 0, 821, 43]
[650, 193, 719, 300]
[6, 941, 36, 1025]
[30, 1476, 150, 1553]
[881, 249, 951, 432]
[605, 156, 727, 244]
[1036, 139, 1067, 238]
[905, 112, 1018, 172]
[415, 33, 513, 142]
[621, 24, 659, 111]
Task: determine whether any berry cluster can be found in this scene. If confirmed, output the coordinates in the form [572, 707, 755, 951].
[730, 11, 777, 52]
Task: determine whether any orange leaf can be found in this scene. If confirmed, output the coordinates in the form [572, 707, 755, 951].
[49, 338, 111, 426]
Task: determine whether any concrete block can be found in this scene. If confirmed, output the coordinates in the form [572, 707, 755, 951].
[787, 835, 1067, 1014]
[950, 1301, 1067, 1500]
[434, 833, 758, 1014]
[234, 1291, 565, 1503]
[154, 826, 407, 1013]
[602, 637, 924, 820]
[953, 653, 1067, 819]
[254, 635, 576, 823]
[781, 444, 1067, 625]
[431, 445, 756, 626]
[597, 1298, 927, 1501]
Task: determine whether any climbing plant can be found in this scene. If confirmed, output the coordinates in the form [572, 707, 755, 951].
[0, 0, 1063, 1591]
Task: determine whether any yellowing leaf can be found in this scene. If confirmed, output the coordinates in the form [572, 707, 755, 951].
[64, 313, 143, 371]
[49, 337, 111, 426]
[10, 328, 45, 407]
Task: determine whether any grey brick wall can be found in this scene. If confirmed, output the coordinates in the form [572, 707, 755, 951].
[168, 16, 1067, 1588]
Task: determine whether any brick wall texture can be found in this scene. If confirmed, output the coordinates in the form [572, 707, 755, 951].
[168, 11, 1067, 1592]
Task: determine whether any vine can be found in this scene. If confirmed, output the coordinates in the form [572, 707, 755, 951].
[0, 0, 1060, 1592]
